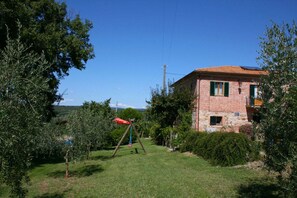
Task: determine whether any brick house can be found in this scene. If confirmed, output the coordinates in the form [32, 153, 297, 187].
[172, 65, 267, 132]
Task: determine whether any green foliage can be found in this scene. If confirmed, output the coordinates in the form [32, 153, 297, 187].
[249, 141, 262, 162]
[67, 100, 115, 159]
[117, 108, 143, 121]
[161, 126, 173, 147]
[54, 106, 81, 117]
[174, 110, 193, 147]
[211, 133, 252, 166]
[148, 124, 173, 147]
[82, 99, 114, 117]
[110, 126, 137, 146]
[257, 22, 297, 196]
[180, 131, 207, 153]
[0, 0, 94, 118]
[191, 132, 255, 166]
[194, 132, 228, 159]
[148, 122, 162, 145]
[148, 86, 193, 128]
[110, 127, 127, 145]
[147, 85, 194, 145]
[137, 119, 151, 138]
[33, 118, 66, 163]
[0, 33, 52, 197]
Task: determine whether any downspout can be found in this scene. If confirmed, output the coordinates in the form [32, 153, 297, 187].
[196, 75, 201, 131]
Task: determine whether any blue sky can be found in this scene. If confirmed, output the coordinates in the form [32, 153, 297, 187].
[58, 0, 297, 108]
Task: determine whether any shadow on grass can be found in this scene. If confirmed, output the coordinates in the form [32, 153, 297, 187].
[34, 188, 72, 198]
[101, 147, 116, 151]
[90, 155, 113, 161]
[34, 192, 65, 198]
[47, 164, 103, 178]
[237, 178, 283, 198]
[30, 156, 65, 169]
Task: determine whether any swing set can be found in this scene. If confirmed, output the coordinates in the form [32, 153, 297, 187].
[112, 117, 146, 157]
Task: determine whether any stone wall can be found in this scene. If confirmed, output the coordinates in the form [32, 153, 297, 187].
[198, 110, 251, 132]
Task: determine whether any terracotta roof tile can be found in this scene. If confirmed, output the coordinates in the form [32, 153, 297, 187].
[196, 65, 267, 75]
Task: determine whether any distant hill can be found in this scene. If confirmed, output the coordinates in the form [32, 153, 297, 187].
[54, 106, 81, 117]
[54, 105, 146, 117]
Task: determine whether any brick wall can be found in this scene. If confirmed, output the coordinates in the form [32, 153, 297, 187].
[194, 75, 258, 132]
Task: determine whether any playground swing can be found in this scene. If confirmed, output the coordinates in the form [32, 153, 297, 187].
[112, 117, 146, 157]
[128, 126, 133, 147]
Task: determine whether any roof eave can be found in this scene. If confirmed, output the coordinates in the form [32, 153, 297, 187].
[172, 70, 267, 87]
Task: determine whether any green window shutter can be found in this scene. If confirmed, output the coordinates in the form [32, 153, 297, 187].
[250, 85, 255, 106]
[210, 81, 215, 96]
[224, 82, 229, 97]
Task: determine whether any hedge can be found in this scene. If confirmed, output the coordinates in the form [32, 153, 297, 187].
[180, 131, 207, 152]
[211, 133, 252, 166]
[182, 132, 259, 166]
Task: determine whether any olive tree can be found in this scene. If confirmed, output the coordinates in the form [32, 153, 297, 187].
[0, 33, 52, 197]
[257, 22, 297, 196]
[67, 100, 115, 160]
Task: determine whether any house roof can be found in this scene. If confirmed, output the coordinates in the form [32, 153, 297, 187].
[172, 65, 267, 87]
[195, 65, 267, 75]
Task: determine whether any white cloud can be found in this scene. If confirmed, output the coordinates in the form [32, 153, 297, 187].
[110, 103, 134, 109]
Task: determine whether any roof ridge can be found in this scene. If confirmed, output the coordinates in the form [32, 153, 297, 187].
[194, 65, 266, 75]
[196, 65, 240, 70]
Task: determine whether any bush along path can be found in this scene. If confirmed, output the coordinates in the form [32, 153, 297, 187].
[0, 139, 276, 197]
[181, 132, 261, 167]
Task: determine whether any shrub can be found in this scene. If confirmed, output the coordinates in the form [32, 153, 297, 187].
[193, 133, 208, 157]
[194, 132, 229, 159]
[192, 132, 256, 166]
[149, 123, 163, 145]
[239, 124, 253, 140]
[249, 141, 262, 161]
[180, 131, 207, 153]
[211, 133, 252, 166]
[110, 126, 137, 146]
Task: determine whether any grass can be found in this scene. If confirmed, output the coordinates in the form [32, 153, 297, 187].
[1, 139, 277, 197]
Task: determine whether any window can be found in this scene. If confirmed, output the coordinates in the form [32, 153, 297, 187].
[210, 81, 229, 97]
[210, 116, 222, 126]
[250, 85, 261, 99]
[250, 85, 262, 106]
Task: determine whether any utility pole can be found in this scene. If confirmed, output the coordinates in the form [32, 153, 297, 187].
[163, 64, 167, 92]
[115, 101, 118, 114]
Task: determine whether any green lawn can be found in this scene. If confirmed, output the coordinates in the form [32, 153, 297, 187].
[1, 139, 275, 198]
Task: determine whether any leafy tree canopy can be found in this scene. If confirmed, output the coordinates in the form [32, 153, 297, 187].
[82, 99, 114, 117]
[67, 100, 115, 159]
[146, 85, 194, 146]
[0, 0, 94, 117]
[147, 86, 194, 128]
[117, 107, 143, 121]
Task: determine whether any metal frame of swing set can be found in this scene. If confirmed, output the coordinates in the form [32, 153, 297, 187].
[112, 120, 146, 157]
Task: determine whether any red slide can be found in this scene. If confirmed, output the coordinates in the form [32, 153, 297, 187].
[113, 117, 131, 125]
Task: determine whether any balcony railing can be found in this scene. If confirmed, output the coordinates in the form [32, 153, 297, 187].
[246, 97, 263, 108]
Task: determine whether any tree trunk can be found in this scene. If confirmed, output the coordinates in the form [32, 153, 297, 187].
[64, 149, 70, 178]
